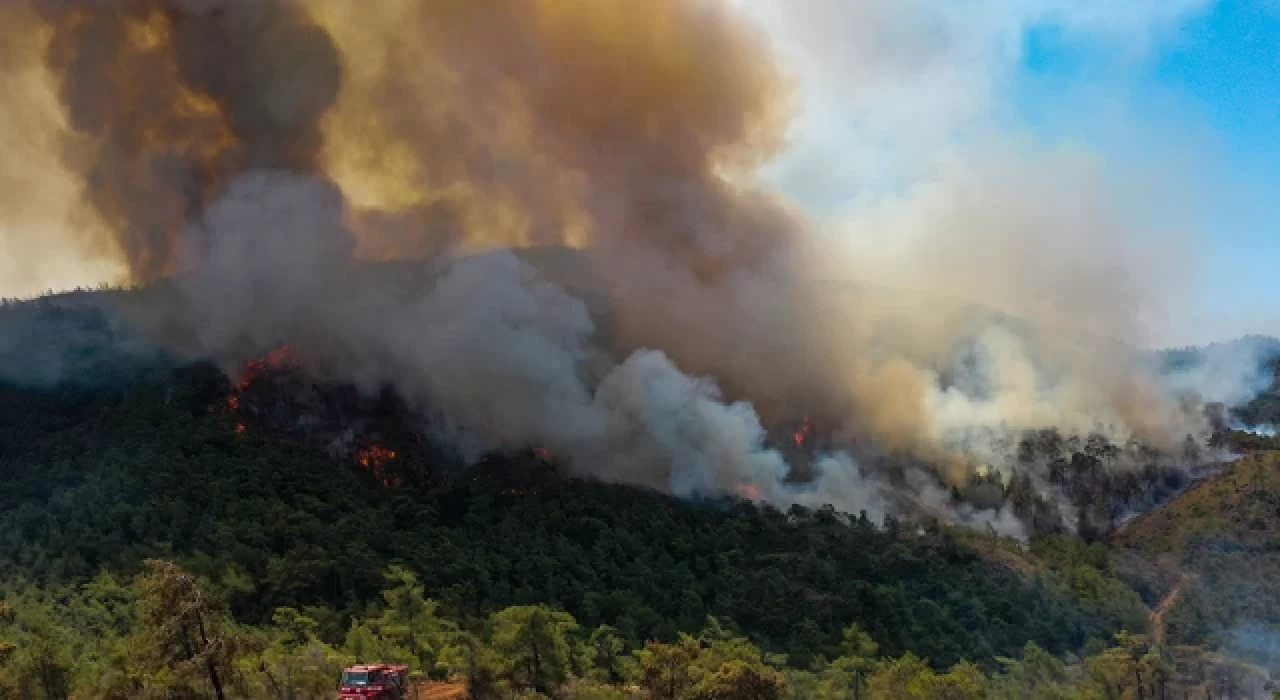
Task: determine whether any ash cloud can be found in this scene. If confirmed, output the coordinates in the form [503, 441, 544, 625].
[0, 0, 1268, 534]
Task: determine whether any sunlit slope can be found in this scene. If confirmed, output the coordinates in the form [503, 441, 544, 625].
[1112, 451, 1280, 661]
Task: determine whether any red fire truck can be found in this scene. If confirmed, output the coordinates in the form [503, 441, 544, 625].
[338, 663, 409, 699]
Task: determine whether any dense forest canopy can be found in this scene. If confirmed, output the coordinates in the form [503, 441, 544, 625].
[0, 359, 1133, 661]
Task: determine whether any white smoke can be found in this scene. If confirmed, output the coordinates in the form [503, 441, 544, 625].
[1161, 336, 1280, 407]
[384, 252, 907, 524]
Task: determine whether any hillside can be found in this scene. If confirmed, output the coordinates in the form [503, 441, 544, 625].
[0, 362, 1139, 668]
[5, 359, 1276, 696]
[1113, 451, 1280, 666]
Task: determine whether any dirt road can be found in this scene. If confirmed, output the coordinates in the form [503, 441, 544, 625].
[410, 681, 467, 699]
[1150, 573, 1192, 643]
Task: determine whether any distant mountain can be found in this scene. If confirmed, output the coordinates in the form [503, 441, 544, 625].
[1159, 335, 1280, 375]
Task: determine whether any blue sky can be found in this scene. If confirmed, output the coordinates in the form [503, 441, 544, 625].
[749, 0, 1279, 345]
[1020, 0, 1280, 341]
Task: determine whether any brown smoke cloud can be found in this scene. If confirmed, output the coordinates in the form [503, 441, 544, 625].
[17, 0, 344, 280]
[0, 2, 124, 296]
[309, 0, 800, 281]
[6, 0, 796, 282]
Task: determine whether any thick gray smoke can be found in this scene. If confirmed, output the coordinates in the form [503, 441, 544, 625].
[175, 171, 899, 527]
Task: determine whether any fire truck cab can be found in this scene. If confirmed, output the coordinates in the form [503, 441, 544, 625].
[338, 663, 409, 699]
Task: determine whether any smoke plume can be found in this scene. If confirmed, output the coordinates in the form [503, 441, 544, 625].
[0, 0, 1267, 534]
[2, 0, 795, 281]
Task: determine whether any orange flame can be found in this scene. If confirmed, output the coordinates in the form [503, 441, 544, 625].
[237, 346, 299, 389]
[792, 414, 814, 449]
[220, 345, 298, 415]
[357, 444, 398, 470]
[355, 444, 400, 488]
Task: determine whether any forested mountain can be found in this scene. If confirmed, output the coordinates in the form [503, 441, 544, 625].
[1, 294, 1278, 698]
